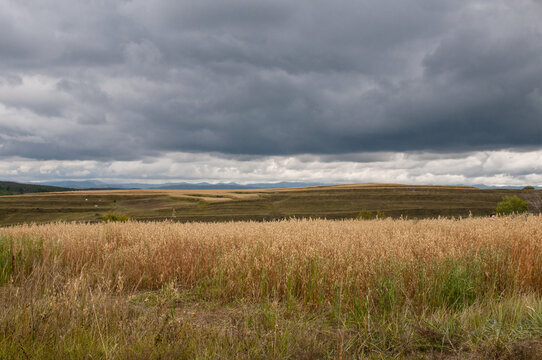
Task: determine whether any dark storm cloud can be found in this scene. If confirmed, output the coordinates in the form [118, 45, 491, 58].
[0, 0, 541, 161]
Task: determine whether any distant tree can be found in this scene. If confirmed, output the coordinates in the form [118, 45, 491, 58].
[523, 185, 535, 190]
[496, 196, 528, 215]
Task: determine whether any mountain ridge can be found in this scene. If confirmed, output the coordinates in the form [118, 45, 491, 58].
[33, 180, 328, 190]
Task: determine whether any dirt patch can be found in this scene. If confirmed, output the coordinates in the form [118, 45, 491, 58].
[503, 340, 542, 360]
[413, 353, 481, 360]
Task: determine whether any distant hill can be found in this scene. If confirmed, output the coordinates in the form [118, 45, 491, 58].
[469, 184, 541, 189]
[37, 180, 327, 190]
[153, 181, 327, 190]
[0, 181, 72, 195]
[34, 180, 126, 190]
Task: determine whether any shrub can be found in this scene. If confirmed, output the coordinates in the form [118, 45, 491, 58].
[357, 209, 373, 220]
[101, 212, 130, 222]
[523, 186, 535, 190]
[496, 196, 528, 215]
[356, 210, 386, 220]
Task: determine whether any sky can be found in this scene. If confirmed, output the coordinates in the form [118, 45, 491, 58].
[0, 0, 541, 186]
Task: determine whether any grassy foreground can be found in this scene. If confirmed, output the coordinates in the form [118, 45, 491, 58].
[1, 217, 542, 359]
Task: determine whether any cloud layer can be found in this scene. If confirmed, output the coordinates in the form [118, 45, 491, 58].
[0, 0, 541, 184]
[2, 150, 542, 187]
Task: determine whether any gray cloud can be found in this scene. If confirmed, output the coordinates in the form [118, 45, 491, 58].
[0, 0, 541, 184]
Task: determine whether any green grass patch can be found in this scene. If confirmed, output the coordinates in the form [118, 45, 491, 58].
[0, 235, 44, 284]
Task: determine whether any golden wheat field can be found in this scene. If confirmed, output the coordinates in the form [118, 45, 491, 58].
[2, 216, 542, 359]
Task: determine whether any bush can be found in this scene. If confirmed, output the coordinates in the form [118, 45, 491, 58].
[496, 196, 528, 215]
[523, 185, 535, 190]
[101, 212, 130, 222]
[357, 209, 373, 220]
[357, 210, 385, 220]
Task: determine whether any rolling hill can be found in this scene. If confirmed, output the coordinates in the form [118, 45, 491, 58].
[1, 183, 540, 226]
[0, 181, 72, 196]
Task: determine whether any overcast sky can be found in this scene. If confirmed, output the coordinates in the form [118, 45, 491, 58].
[1, 0, 541, 186]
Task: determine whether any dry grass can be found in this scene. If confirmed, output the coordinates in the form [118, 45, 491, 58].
[1, 216, 542, 359]
[1, 188, 264, 202]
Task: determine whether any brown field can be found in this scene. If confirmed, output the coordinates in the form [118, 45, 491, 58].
[1, 183, 540, 226]
[1, 216, 542, 358]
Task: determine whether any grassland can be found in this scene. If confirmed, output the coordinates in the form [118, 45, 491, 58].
[1, 183, 540, 226]
[1, 216, 542, 359]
